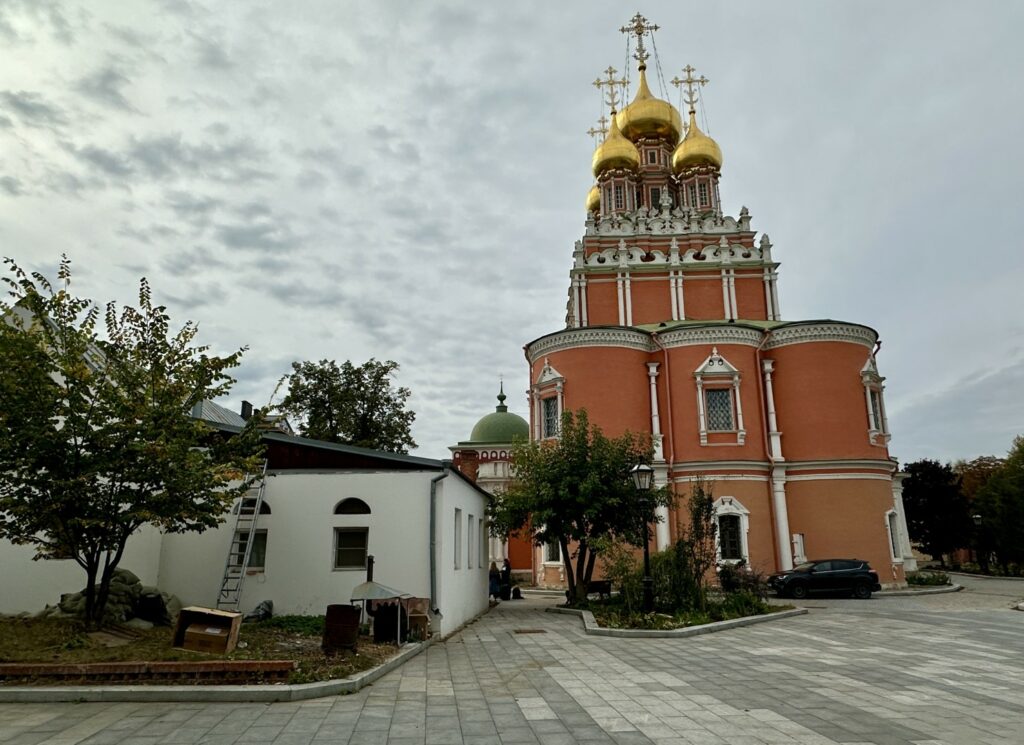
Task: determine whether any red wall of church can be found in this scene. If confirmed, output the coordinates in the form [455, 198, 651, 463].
[629, 274, 672, 325]
[682, 274, 724, 319]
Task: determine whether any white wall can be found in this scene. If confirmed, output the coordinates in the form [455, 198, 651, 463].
[0, 525, 162, 614]
[433, 473, 489, 636]
[158, 470, 436, 616]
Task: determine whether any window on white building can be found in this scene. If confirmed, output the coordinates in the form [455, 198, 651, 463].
[333, 528, 368, 570]
[454, 509, 462, 570]
[468, 515, 475, 569]
[480, 521, 487, 567]
[231, 530, 267, 571]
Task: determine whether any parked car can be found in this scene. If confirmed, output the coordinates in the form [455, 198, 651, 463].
[768, 559, 881, 599]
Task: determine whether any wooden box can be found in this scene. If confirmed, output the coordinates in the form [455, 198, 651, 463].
[172, 606, 242, 655]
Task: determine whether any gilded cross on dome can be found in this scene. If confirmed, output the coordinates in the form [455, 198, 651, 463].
[586, 114, 609, 142]
[592, 66, 627, 112]
[619, 12, 659, 70]
[671, 64, 710, 114]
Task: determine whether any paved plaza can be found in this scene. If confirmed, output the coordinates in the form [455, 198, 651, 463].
[1, 575, 1022, 745]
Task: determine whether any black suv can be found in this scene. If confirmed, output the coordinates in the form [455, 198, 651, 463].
[768, 559, 881, 599]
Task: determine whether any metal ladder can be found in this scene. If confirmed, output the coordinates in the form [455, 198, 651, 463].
[216, 460, 268, 610]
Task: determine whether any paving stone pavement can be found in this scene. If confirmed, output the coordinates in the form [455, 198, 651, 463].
[1, 575, 1022, 745]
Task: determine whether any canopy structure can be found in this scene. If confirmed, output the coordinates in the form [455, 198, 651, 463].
[349, 581, 410, 602]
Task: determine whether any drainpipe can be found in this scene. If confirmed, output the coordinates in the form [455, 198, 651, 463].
[429, 469, 449, 616]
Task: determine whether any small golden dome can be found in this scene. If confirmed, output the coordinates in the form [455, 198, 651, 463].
[586, 184, 600, 213]
[616, 69, 682, 145]
[672, 110, 723, 172]
[591, 114, 640, 177]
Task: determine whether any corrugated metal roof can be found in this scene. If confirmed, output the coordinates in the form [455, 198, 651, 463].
[194, 399, 247, 427]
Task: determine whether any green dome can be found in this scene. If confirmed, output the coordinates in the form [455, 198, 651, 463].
[467, 387, 529, 444]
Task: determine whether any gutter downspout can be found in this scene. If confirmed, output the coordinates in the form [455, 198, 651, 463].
[429, 469, 449, 616]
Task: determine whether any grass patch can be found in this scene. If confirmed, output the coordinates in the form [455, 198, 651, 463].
[0, 615, 397, 685]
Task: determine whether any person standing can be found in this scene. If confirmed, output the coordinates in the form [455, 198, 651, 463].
[488, 562, 501, 604]
[500, 558, 512, 601]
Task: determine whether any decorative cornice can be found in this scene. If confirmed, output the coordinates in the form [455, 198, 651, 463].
[765, 322, 877, 350]
[578, 237, 769, 271]
[657, 325, 763, 348]
[584, 207, 753, 238]
[526, 328, 653, 363]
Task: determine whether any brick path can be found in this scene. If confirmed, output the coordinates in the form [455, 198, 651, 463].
[1, 576, 1022, 745]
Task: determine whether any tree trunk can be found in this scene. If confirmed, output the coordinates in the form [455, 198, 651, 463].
[573, 540, 589, 605]
[582, 549, 597, 589]
[559, 536, 575, 602]
[82, 560, 99, 629]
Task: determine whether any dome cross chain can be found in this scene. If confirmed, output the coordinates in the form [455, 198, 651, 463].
[593, 66, 627, 113]
[619, 12, 659, 70]
[671, 65, 709, 115]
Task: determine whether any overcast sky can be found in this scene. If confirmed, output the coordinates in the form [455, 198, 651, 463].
[2, 1, 1022, 465]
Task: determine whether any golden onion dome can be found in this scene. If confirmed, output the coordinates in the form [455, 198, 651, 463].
[616, 69, 682, 145]
[586, 184, 600, 213]
[591, 114, 640, 176]
[672, 110, 723, 172]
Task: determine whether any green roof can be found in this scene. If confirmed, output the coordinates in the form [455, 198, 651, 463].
[464, 387, 529, 445]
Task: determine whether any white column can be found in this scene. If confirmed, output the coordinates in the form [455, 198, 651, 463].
[555, 382, 564, 420]
[879, 385, 890, 436]
[531, 390, 541, 441]
[863, 384, 875, 432]
[616, 274, 625, 326]
[676, 273, 685, 319]
[572, 276, 581, 328]
[721, 269, 731, 320]
[624, 273, 633, 326]
[762, 359, 783, 459]
[763, 269, 775, 321]
[728, 270, 738, 320]
[647, 363, 663, 458]
[771, 466, 793, 570]
[669, 272, 679, 321]
[696, 378, 708, 445]
[769, 272, 781, 320]
[580, 275, 589, 326]
[891, 474, 917, 571]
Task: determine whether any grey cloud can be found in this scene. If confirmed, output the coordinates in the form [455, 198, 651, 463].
[76, 65, 135, 111]
[215, 222, 294, 253]
[0, 90, 67, 128]
[67, 142, 132, 177]
[0, 115, 13, 127]
[193, 34, 232, 69]
[0, 1, 74, 45]
[160, 246, 229, 278]
[0, 176, 23, 196]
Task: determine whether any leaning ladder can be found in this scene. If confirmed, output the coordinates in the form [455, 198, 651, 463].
[216, 460, 269, 610]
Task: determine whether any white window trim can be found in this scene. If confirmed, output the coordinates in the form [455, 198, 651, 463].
[695, 347, 746, 446]
[713, 496, 750, 565]
[861, 357, 891, 446]
[332, 527, 369, 571]
[884, 509, 903, 564]
[532, 358, 565, 441]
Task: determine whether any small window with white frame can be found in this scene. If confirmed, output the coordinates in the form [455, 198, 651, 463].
[544, 540, 561, 563]
[542, 397, 559, 438]
[454, 508, 462, 570]
[694, 348, 746, 445]
[704, 388, 735, 431]
[713, 496, 749, 564]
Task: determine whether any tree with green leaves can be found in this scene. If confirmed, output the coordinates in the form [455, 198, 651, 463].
[901, 459, 971, 566]
[974, 436, 1024, 574]
[490, 409, 670, 605]
[278, 358, 416, 453]
[0, 257, 261, 626]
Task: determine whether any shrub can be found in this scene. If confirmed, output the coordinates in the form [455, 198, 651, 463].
[906, 571, 950, 586]
[717, 561, 770, 600]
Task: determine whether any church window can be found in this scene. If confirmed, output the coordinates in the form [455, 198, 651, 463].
[718, 515, 742, 561]
[650, 187, 661, 208]
[705, 388, 734, 431]
[861, 357, 890, 445]
[699, 182, 709, 206]
[333, 528, 368, 569]
[688, 183, 697, 207]
[647, 149, 657, 164]
[614, 184, 624, 210]
[886, 511, 901, 560]
[542, 397, 559, 438]
[545, 540, 561, 563]
[869, 389, 883, 431]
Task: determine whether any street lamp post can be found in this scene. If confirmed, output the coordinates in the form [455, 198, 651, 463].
[630, 463, 655, 613]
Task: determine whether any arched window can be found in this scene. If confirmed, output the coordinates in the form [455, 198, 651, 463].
[233, 498, 270, 515]
[334, 498, 371, 515]
[713, 496, 750, 564]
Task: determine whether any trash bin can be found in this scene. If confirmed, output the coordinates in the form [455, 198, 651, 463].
[323, 604, 361, 653]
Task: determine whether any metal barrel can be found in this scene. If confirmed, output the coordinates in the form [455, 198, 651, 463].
[322, 604, 361, 653]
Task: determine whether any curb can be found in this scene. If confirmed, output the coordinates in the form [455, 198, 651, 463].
[0, 638, 434, 704]
[877, 583, 963, 597]
[948, 571, 1024, 582]
[546, 606, 807, 638]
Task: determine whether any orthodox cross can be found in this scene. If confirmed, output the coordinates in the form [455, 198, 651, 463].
[587, 114, 609, 142]
[671, 64, 709, 113]
[592, 66, 627, 113]
[620, 12, 659, 69]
